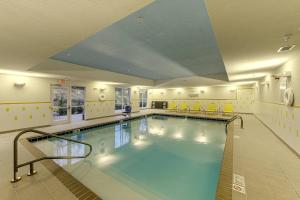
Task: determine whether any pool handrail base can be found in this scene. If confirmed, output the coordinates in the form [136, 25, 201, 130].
[10, 129, 92, 183]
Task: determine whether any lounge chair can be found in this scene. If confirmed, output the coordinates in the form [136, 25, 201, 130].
[167, 102, 177, 112]
[223, 103, 234, 115]
[205, 103, 218, 114]
[178, 102, 189, 112]
[190, 102, 201, 112]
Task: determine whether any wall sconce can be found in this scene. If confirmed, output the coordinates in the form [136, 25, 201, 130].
[198, 87, 207, 94]
[14, 81, 26, 87]
[228, 86, 237, 93]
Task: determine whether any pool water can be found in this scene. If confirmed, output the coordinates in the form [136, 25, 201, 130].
[34, 116, 227, 200]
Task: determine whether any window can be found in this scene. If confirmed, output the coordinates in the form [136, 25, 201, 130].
[139, 89, 148, 109]
[115, 88, 131, 111]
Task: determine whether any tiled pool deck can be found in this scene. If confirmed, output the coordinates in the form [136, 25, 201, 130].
[0, 110, 299, 200]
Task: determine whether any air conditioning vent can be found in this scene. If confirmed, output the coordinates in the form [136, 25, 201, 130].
[277, 44, 296, 53]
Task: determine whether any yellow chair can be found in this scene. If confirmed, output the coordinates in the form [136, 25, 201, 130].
[223, 103, 234, 114]
[178, 102, 189, 112]
[167, 102, 177, 111]
[190, 102, 201, 112]
[206, 103, 218, 113]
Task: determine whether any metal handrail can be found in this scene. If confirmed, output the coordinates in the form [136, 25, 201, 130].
[11, 129, 92, 183]
[225, 115, 244, 133]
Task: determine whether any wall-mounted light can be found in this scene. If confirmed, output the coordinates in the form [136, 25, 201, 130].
[14, 81, 26, 87]
[229, 86, 237, 93]
[198, 87, 207, 94]
[175, 88, 183, 94]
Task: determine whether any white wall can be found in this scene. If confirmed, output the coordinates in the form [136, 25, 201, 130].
[0, 73, 257, 133]
[0, 74, 141, 132]
[148, 86, 255, 113]
[254, 55, 300, 154]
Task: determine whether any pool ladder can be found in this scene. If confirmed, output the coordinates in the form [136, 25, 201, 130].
[11, 129, 93, 183]
[225, 115, 244, 133]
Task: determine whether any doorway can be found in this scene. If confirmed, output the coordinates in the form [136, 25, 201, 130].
[71, 86, 85, 122]
[51, 85, 85, 125]
[51, 85, 69, 124]
[115, 88, 131, 112]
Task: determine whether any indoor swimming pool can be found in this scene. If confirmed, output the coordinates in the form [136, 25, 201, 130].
[34, 115, 227, 200]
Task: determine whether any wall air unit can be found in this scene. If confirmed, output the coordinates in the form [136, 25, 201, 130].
[272, 71, 291, 80]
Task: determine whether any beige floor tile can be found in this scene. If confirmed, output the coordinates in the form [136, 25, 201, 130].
[233, 115, 300, 200]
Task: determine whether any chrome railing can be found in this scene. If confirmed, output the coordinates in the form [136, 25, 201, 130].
[11, 129, 92, 183]
[225, 115, 244, 133]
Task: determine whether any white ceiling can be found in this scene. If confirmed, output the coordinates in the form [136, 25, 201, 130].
[0, 0, 153, 70]
[204, 0, 300, 81]
[32, 59, 154, 86]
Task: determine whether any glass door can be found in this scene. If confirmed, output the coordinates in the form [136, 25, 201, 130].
[139, 89, 148, 109]
[115, 88, 123, 111]
[71, 86, 85, 122]
[122, 88, 131, 110]
[115, 88, 131, 112]
[51, 85, 70, 124]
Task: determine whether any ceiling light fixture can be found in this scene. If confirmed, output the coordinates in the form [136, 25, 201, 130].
[277, 34, 296, 53]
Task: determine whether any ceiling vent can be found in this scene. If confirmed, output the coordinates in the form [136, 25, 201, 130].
[272, 71, 291, 79]
[277, 34, 296, 53]
[277, 45, 296, 53]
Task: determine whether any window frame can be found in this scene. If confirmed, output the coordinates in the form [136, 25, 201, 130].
[139, 89, 148, 109]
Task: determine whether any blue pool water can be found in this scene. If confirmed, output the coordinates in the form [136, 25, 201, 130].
[34, 116, 227, 200]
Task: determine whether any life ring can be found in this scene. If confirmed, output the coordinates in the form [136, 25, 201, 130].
[98, 94, 105, 101]
[283, 88, 294, 106]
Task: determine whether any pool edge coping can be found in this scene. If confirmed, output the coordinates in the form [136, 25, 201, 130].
[215, 123, 233, 200]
